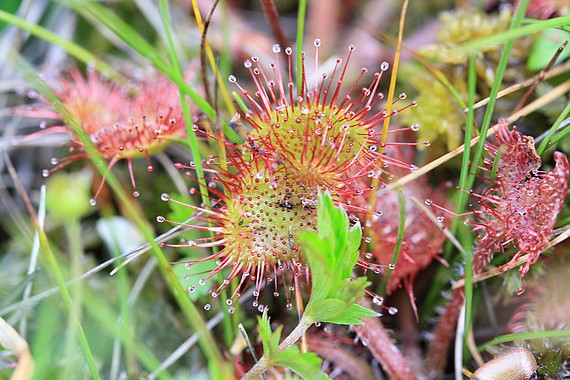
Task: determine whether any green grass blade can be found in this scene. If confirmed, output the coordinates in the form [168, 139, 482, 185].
[455, 16, 570, 55]
[522, 17, 570, 32]
[378, 187, 405, 294]
[0, 9, 121, 81]
[296, 0, 308, 91]
[461, 53, 477, 339]
[453, 53, 477, 222]
[469, 0, 530, 178]
[479, 329, 570, 351]
[537, 101, 570, 154]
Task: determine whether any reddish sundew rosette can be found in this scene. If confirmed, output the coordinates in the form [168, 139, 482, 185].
[159, 149, 317, 311]
[368, 176, 450, 318]
[20, 68, 188, 202]
[229, 40, 420, 207]
[159, 41, 420, 311]
[470, 124, 569, 291]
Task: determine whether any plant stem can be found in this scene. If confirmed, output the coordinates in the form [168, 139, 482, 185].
[295, 0, 307, 90]
[241, 315, 314, 380]
[354, 317, 417, 380]
[260, 0, 288, 50]
[62, 220, 84, 379]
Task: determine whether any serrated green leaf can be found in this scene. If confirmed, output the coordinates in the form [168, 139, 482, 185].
[347, 221, 362, 256]
[306, 299, 347, 322]
[301, 191, 374, 326]
[274, 347, 328, 379]
[322, 304, 378, 325]
[300, 232, 332, 301]
[307, 289, 374, 325]
[257, 311, 281, 359]
[334, 277, 369, 305]
[316, 190, 335, 240]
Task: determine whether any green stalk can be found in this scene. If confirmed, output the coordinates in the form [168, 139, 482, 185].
[38, 230, 100, 379]
[62, 220, 85, 379]
[460, 54, 477, 340]
[378, 187, 405, 294]
[479, 329, 570, 351]
[0, 9, 121, 81]
[295, 0, 308, 91]
[537, 101, 570, 154]
[158, 0, 235, 348]
[453, 53, 477, 218]
[242, 315, 314, 380]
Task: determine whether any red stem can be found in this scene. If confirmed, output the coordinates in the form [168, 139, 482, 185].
[354, 307, 417, 380]
[259, 0, 289, 49]
[425, 288, 466, 376]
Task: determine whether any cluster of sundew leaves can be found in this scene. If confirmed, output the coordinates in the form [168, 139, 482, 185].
[467, 124, 569, 288]
[22, 67, 189, 201]
[368, 167, 450, 318]
[158, 40, 421, 311]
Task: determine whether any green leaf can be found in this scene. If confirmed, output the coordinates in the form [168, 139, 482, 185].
[347, 221, 362, 255]
[301, 191, 374, 325]
[322, 304, 378, 325]
[305, 299, 347, 322]
[334, 277, 370, 306]
[257, 311, 281, 359]
[300, 233, 333, 301]
[274, 348, 329, 380]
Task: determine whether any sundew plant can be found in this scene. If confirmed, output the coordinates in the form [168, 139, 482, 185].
[1, 1, 570, 379]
